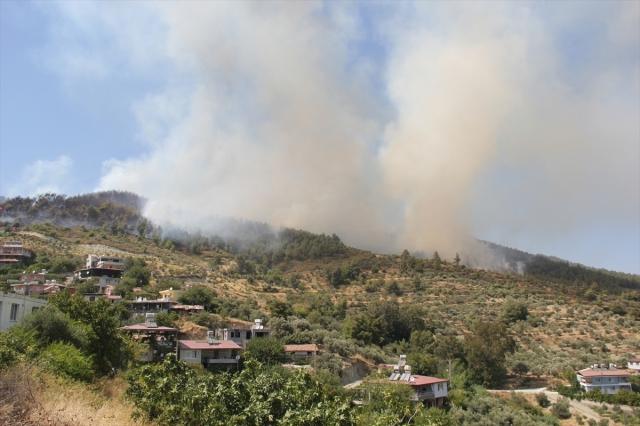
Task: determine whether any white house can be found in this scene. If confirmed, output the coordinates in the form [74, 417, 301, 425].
[577, 364, 632, 394]
[215, 319, 272, 349]
[379, 356, 449, 408]
[627, 359, 640, 374]
[178, 331, 241, 368]
[0, 292, 48, 331]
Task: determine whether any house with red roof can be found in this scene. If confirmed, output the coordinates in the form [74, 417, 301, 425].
[284, 344, 319, 358]
[377, 356, 448, 407]
[118, 313, 179, 362]
[177, 331, 241, 370]
[577, 364, 632, 394]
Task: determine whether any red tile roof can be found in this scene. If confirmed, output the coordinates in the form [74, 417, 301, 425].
[284, 344, 319, 353]
[628, 359, 640, 363]
[406, 375, 449, 386]
[578, 368, 630, 377]
[179, 340, 241, 350]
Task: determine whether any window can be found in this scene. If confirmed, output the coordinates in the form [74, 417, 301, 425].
[32, 307, 40, 313]
[437, 383, 443, 391]
[184, 351, 197, 359]
[10, 303, 19, 321]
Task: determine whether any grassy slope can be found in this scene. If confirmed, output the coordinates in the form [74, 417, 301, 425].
[8, 224, 640, 370]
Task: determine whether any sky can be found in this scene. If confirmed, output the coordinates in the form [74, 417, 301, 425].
[0, 1, 638, 274]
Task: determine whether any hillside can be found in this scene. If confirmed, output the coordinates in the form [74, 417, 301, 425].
[1, 201, 640, 425]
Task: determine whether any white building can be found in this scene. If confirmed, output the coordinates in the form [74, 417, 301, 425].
[577, 364, 632, 394]
[215, 319, 272, 349]
[0, 293, 48, 331]
[627, 359, 640, 374]
[178, 331, 241, 369]
[384, 360, 448, 408]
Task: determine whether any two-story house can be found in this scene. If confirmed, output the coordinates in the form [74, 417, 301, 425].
[74, 254, 124, 292]
[0, 241, 32, 266]
[119, 313, 179, 362]
[382, 357, 448, 407]
[215, 319, 272, 349]
[178, 331, 242, 371]
[577, 364, 632, 394]
[0, 292, 47, 330]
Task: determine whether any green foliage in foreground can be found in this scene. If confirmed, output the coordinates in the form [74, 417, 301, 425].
[126, 355, 355, 426]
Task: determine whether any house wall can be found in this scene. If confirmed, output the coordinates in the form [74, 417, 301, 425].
[579, 375, 632, 394]
[0, 293, 48, 331]
[180, 349, 202, 363]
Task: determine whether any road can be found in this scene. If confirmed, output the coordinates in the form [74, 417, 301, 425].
[488, 388, 602, 421]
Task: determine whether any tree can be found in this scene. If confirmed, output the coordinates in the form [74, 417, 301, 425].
[267, 300, 293, 318]
[432, 251, 442, 270]
[74, 277, 99, 294]
[48, 292, 133, 373]
[243, 337, 286, 365]
[125, 264, 151, 287]
[343, 313, 383, 345]
[19, 305, 89, 349]
[410, 330, 434, 353]
[49, 258, 77, 273]
[464, 321, 515, 387]
[535, 392, 550, 407]
[125, 354, 355, 425]
[453, 253, 461, 266]
[178, 286, 218, 311]
[407, 353, 438, 376]
[551, 397, 572, 419]
[137, 219, 148, 238]
[325, 266, 345, 287]
[500, 298, 529, 324]
[400, 250, 416, 275]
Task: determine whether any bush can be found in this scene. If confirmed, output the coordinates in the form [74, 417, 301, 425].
[178, 286, 218, 311]
[40, 342, 93, 382]
[243, 337, 286, 365]
[551, 397, 572, 419]
[536, 392, 551, 408]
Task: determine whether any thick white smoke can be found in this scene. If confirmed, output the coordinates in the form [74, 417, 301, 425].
[39, 1, 639, 269]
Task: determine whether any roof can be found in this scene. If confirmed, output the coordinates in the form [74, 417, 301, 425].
[406, 375, 449, 386]
[284, 344, 319, 352]
[179, 340, 241, 350]
[0, 258, 20, 262]
[628, 359, 640, 363]
[578, 368, 630, 377]
[119, 323, 179, 332]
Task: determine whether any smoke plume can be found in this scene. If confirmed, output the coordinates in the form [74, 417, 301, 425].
[40, 2, 639, 269]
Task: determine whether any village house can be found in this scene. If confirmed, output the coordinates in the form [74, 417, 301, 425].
[119, 313, 179, 362]
[178, 331, 242, 371]
[0, 292, 48, 331]
[628, 358, 640, 374]
[158, 288, 185, 302]
[0, 241, 32, 267]
[376, 356, 449, 408]
[73, 254, 124, 292]
[11, 280, 65, 295]
[577, 364, 632, 394]
[128, 297, 176, 313]
[284, 344, 319, 359]
[19, 270, 48, 282]
[215, 319, 272, 349]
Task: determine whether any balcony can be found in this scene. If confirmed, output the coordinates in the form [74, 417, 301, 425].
[413, 391, 435, 401]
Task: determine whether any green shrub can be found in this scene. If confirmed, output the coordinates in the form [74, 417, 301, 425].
[536, 392, 551, 408]
[551, 397, 572, 419]
[243, 337, 286, 365]
[40, 341, 93, 382]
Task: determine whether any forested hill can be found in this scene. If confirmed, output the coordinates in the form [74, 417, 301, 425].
[1, 191, 637, 289]
[0, 191, 146, 228]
